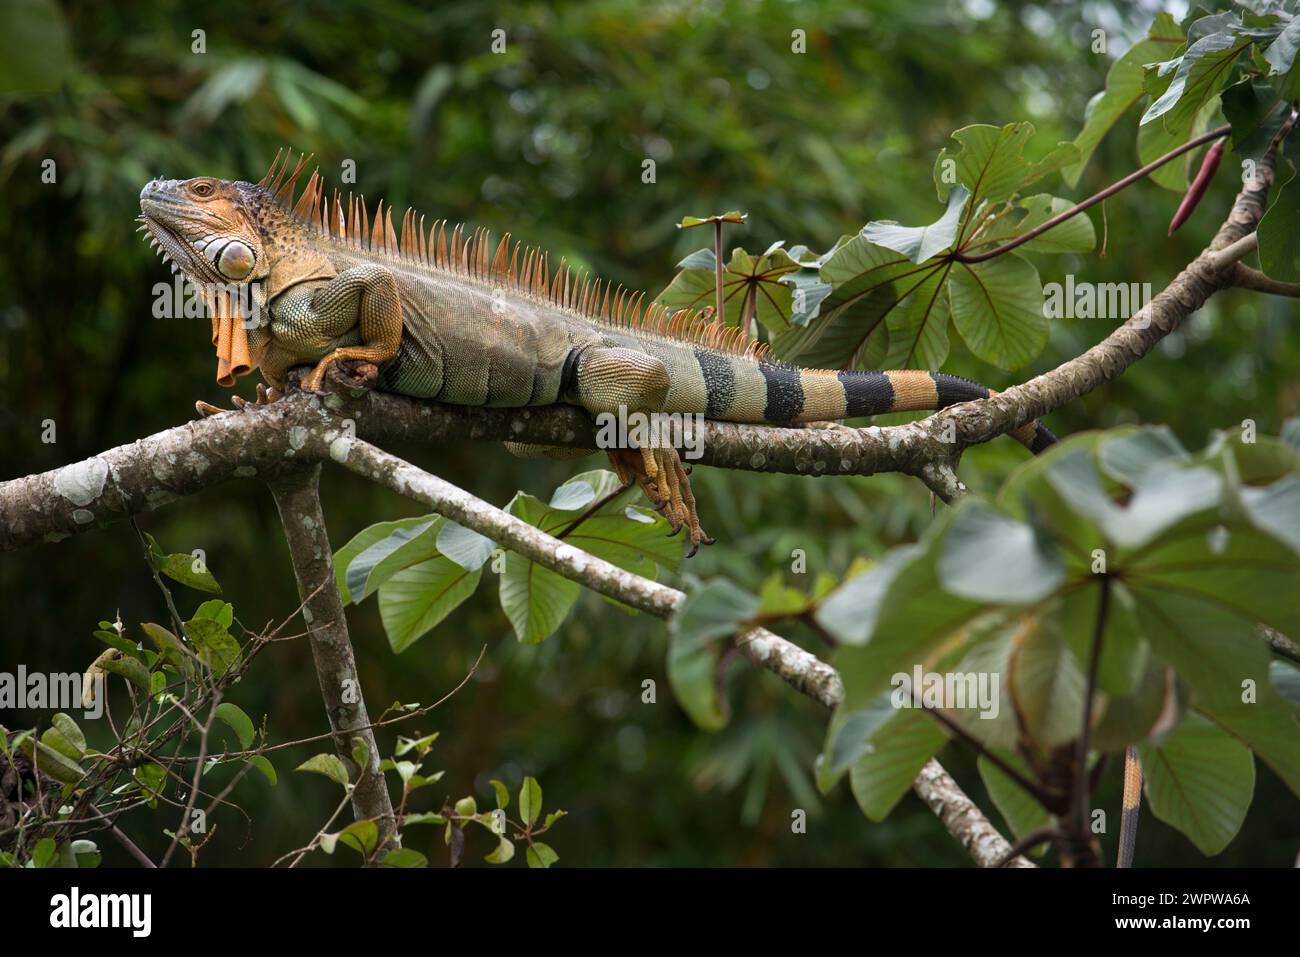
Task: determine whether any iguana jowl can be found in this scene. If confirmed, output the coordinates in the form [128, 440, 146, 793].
[139, 152, 1056, 551]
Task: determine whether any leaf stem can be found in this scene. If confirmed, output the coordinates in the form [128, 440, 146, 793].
[952, 125, 1231, 264]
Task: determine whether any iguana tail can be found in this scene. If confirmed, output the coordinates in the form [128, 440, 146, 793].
[697, 356, 1057, 453]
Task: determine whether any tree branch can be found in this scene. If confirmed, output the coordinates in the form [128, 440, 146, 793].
[332, 437, 1030, 866]
[266, 465, 397, 853]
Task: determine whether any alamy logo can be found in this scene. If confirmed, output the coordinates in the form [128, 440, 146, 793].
[890, 666, 1000, 719]
[1042, 274, 1152, 322]
[151, 276, 265, 326]
[49, 887, 151, 937]
[594, 405, 705, 460]
[0, 666, 104, 719]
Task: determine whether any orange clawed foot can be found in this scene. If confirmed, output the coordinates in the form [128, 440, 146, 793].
[608, 445, 714, 556]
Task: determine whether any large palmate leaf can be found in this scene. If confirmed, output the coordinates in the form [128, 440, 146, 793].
[668, 580, 759, 731]
[654, 244, 802, 331]
[500, 470, 681, 643]
[1064, 12, 1185, 186]
[949, 254, 1047, 370]
[1258, 171, 1300, 281]
[864, 186, 968, 264]
[815, 426, 1300, 834]
[1141, 31, 1251, 131]
[848, 709, 948, 822]
[971, 194, 1096, 256]
[379, 557, 482, 654]
[334, 514, 442, 604]
[932, 124, 1076, 213]
[1139, 712, 1255, 856]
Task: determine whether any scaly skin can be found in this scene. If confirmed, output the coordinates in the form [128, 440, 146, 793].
[139, 154, 1057, 551]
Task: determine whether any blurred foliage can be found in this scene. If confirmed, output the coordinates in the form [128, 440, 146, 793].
[0, 0, 1297, 866]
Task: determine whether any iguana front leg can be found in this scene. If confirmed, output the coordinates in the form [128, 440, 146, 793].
[263, 264, 403, 392]
[572, 346, 713, 553]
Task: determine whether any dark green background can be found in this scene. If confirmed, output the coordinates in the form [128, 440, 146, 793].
[1, 0, 1295, 866]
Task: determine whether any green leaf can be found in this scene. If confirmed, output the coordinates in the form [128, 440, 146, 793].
[519, 776, 542, 827]
[98, 650, 152, 693]
[978, 752, 1051, 845]
[382, 848, 428, 867]
[667, 580, 759, 731]
[378, 556, 481, 653]
[934, 123, 1075, 209]
[71, 839, 101, 869]
[1063, 12, 1185, 186]
[864, 186, 967, 264]
[333, 515, 440, 604]
[484, 837, 515, 863]
[525, 841, 559, 868]
[1258, 172, 1300, 281]
[775, 236, 933, 370]
[296, 753, 350, 788]
[848, 709, 948, 821]
[542, 809, 568, 829]
[655, 246, 800, 331]
[31, 838, 57, 869]
[976, 194, 1096, 255]
[247, 755, 277, 786]
[499, 550, 580, 644]
[949, 254, 1047, 370]
[1008, 613, 1086, 749]
[881, 260, 953, 369]
[18, 736, 85, 785]
[140, 622, 194, 679]
[133, 762, 165, 799]
[1141, 33, 1250, 130]
[157, 552, 222, 594]
[454, 796, 478, 817]
[49, 713, 85, 756]
[1138, 713, 1254, 856]
[337, 820, 379, 856]
[1221, 80, 1290, 163]
[344, 517, 444, 605]
[938, 502, 1064, 603]
[436, 521, 497, 571]
[489, 779, 510, 809]
[678, 211, 746, 228]
[214, 703, 255, 749]
[184, 616, 241, 677]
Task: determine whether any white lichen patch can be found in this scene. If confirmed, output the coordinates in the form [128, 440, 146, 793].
[183, 451, 211, 475]
[303, 607, 314, 624]
[329, 434, 354, 463]
[289, 426, 309, 451]
[233, 465, 257, 478]
[553, 543, 587, 572]
[72, 508, 95, 524]
[749, 452, 766, 469]
[53, 457, 109, 506]
[744, 634, 773, 660]
[324, 394, 345, 410]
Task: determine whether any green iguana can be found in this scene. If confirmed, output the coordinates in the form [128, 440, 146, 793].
[139, 151, 1057, 552]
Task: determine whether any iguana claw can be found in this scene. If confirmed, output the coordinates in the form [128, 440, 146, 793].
[607, 446, 713, 556]
[195, 382, 281, 417]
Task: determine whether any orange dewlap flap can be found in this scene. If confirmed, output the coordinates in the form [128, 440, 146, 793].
[211, 292, 254, 387]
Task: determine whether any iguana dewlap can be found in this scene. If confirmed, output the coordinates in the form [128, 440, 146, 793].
[139, 153, 1056, 552]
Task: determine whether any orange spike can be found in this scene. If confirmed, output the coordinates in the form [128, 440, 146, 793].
[384, 207, 398, 254]
[291, 170, 319, 222]
[418, 214, 428, 263]
[274, 153, 313, 206]
[359, 196, 370, 249]
[258, 148, 286, 189]
[370, 200, 385, 252]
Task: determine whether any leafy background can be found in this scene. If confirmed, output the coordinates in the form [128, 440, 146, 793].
[1, 0, 1297, 865]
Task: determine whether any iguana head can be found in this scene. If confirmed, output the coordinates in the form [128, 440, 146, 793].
[139, 154, 336, 385]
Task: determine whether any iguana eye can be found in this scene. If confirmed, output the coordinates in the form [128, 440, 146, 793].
[192, 181, 215, 197]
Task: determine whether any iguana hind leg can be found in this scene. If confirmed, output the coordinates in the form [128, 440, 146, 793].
[572, 346, 713, 553]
